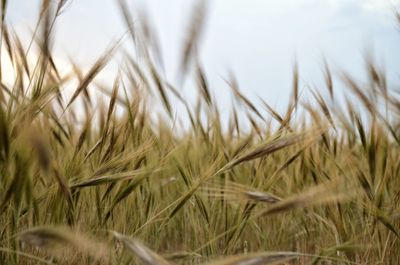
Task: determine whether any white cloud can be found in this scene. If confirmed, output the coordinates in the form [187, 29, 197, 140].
[362, 0, 400, 11]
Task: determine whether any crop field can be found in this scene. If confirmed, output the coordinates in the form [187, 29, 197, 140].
[0, 1, 400, 264]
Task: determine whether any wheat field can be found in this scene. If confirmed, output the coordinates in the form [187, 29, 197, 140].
[0, 1, 399, 264]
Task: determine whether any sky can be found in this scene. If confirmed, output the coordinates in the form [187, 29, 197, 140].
[4, 0, 400, 114]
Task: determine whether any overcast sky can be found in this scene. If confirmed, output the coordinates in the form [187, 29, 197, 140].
[5, 0, 400, 113]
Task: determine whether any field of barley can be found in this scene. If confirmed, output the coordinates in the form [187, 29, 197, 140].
[0, 1, 400, 264]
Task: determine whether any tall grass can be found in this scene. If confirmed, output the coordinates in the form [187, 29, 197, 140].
[0, 0, 399, 264]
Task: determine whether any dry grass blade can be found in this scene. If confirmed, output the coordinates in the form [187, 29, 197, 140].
[83, 138, 103, 161]
[0, 0, 8, 81]
[30, 130, 51, 171]
[104, 76, 120, 131]
[342, 73, 375, 115]
[205, 252, 300, 265]
[179, 0, 207, 80]
[0, 0, 7, 24]
[167, 157, 224, 221]
[52, 165, 74, 224]
[164, 251, 202, 261]
[258, 180, 352, 216]
[280, 101, 296, 131]
[353, 111, 367, 150]
[65, 44, 116, 110]
[244, 190, 280, 203]
[19, 227, 108, 260]
[112, 232, 172, 265]
[196, 63, 212, 106]
[149, 61, 172, 117]
[228, 74, 265, 121]
[19, 227, 71, 247]
[229, 131, 319, 168]
[2, 24, 13, 65]
[292, 59, 299, 109]
[360, 202, 400, 238]
[70, 169, 155, 189]
[104, 170, 150, 221]
[166, 82, 186, 104]
[13, 30, 31, 77]
[205, 181, 281, 204]
[259, 98, 283, 124]
[264, 146, 306, 188]
[310, 89, 335, 128]
[39, 0, 52, 61]
[0, 106, 9, 159]
[323, 58, 334, 100]
[117, 0, 136, 47]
